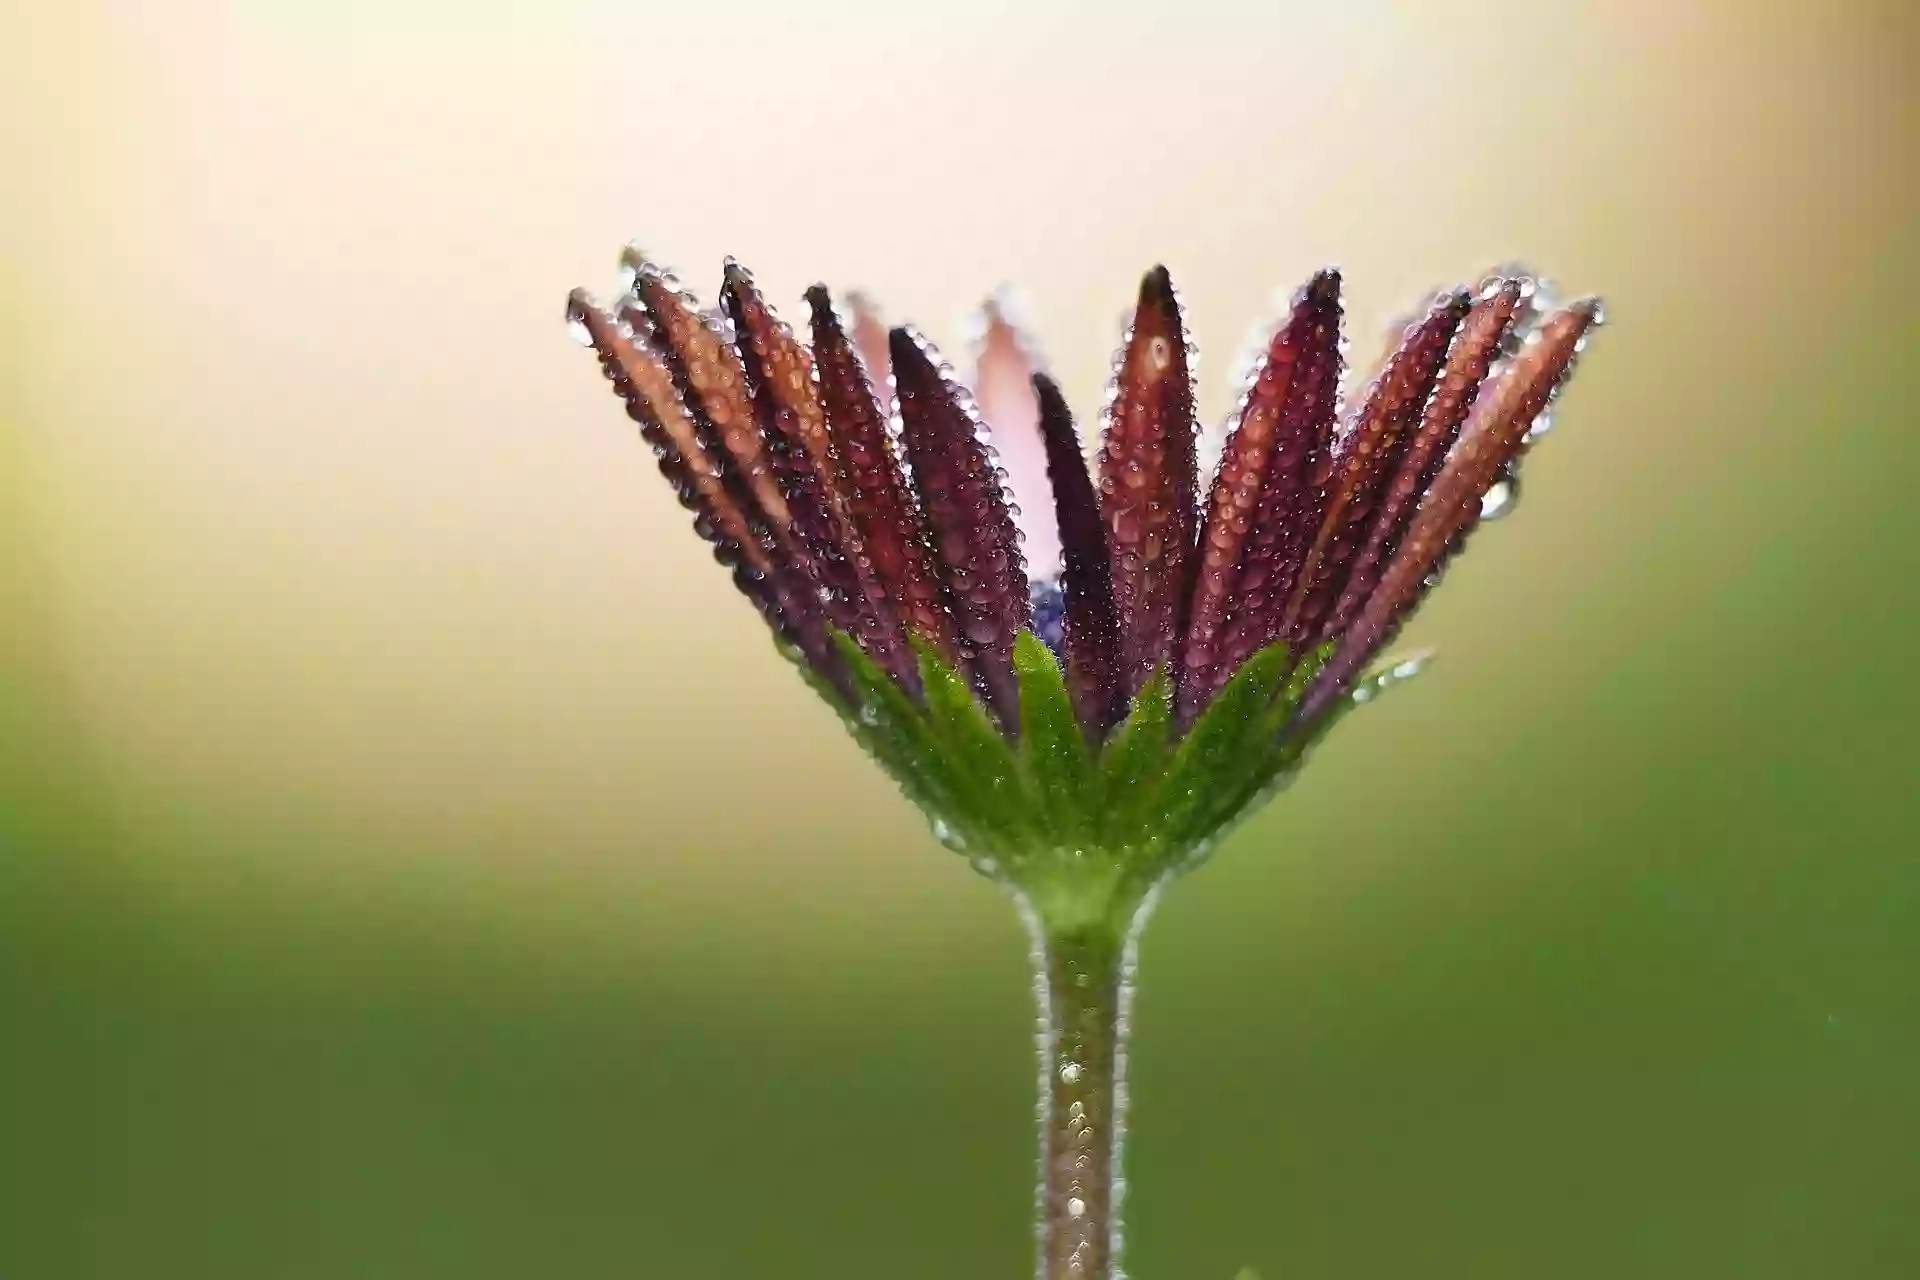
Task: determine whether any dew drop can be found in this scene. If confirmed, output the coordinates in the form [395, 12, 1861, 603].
[932, 817, 968, 851]
[1350, 650, 1434, 705]
[1059, 1061, 1083, 1084]
[963, 615, 1000, 645]
[1479, 475, 1519, 520]
[1067, 1197, 1087, 1219]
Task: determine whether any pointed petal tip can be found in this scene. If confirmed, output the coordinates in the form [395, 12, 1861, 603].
[614, 243, 661, 297]
[988, 280, 1028, 309]
[1031, 371, 1074, 432]
[887, 324, 924, 364]
[974, 284, 1039, 342]
[1478, 263, 1551, 304]
[1141, 264, 1175, 303]
[1478, 275, 1528, 305]
[719, 258, 754, 292]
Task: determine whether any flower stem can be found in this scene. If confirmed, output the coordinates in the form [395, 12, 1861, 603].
[1023, 890, 1157, 1280]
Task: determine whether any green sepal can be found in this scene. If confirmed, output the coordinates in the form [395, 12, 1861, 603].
[912, 637, 1034, 851]
[1013, 632, 1097, 844]
[1182, 640, 1337, 843]
[1155, 642, 1296, 844]
[1097, 668, 1174, 846]
[794, 626, 1407, 932]
[820, 633, 960, 829]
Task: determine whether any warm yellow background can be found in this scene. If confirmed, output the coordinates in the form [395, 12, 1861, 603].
[3, 2, 1915, 1277]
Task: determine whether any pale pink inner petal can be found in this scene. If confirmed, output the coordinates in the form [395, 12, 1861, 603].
[843, 291, 895, 419]
[965, 293, 1059, 580]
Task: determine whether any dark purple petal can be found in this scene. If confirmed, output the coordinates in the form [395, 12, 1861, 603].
[890, 325, 1030, 726]
[1034, 373, 1124, 739]
[807, 287, 960, 668]
[1279, 288, 1473, 649]
[720, 263, 916, 687]
[1198, 270, 1344, 719]
[1302, 299, 1602, 721]
[1098, 266, 1200, 702]
[1318, 280, 1524, 644]
[1178, 269, 1340, 722]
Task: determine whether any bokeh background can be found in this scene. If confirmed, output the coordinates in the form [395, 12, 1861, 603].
[4, 2, 1916, 1276]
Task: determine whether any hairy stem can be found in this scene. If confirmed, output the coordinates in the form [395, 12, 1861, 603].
[1021, 889, 1158, 1280]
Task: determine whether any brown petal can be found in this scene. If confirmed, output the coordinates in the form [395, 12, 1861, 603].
[629, 261, 792, 532]
[1034, 373, 1124, 738]
[1201, 272, 1345, 718]
[1305, 298, 1603, 718]
[890, 325, 1030, 726]
[967, 292, 1057, 578]
[1278, 288, 1473, 648]
[1178, 269, 1341, 721]
[1098, 266, 1200, 701]
[567, 290, 836, 677]
[1319, 279, 1525, 644]
[807, 287, 959, 666]
[720, 263, 916, 687]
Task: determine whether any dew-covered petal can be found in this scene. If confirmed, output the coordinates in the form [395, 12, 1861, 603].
[1303, 298, 1603, 720]
[1098, 266, 1200, 702]
[566, 289, 836, 678]
[628, 260, 792, 533]
[1279, 287, 1472, 649]
[721, 263, 916, 687]
[1200, 270, 1345, 719]
[1034, 373, 1124, 739]
[1178, 269, 1340, 723]
[890, 325, 1030, 727]
[807, 286, 959, 666]
[966, 292, 1058, 579]
[844, 290, 895, 416]
[1319, 279, 1525, 644]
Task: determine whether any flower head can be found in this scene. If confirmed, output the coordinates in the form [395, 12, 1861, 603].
[567, 250, 1600, 928]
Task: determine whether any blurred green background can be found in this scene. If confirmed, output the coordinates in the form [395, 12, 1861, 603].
[3, 2, 1916, 1277]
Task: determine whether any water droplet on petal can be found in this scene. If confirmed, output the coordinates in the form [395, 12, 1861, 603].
[1350, 650, 1434, 705]
[1479, 475, 1519, 520]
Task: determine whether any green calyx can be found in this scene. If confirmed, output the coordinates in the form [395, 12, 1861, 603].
[796, 630, 1341, 936]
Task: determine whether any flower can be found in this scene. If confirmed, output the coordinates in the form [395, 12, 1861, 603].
[565, 249, 1600, 930]
[566, 247, 1603, 1280]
